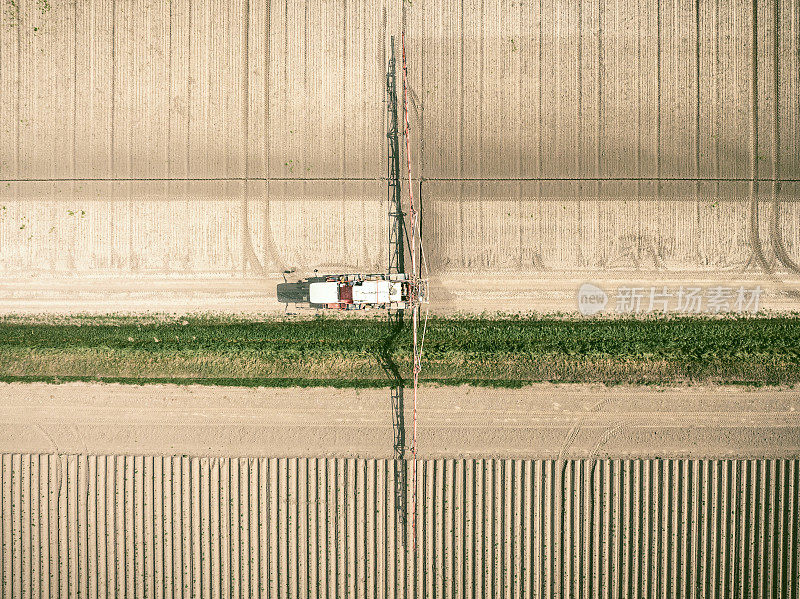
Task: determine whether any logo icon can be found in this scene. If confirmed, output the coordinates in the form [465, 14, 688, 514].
[577, 282, 608, 315]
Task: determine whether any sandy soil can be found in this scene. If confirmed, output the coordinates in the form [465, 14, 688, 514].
[0, 270, 799, 315]
[2, 381, 798, 458]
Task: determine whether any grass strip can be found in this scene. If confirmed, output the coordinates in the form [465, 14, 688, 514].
[0, 314, 798, 387]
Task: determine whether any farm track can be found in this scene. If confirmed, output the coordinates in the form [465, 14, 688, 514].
[2, 382, 798, 459]
[1, 271, 799, 315]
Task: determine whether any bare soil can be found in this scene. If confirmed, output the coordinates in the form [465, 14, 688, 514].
[1, 271, 798, 315]
[2, 381, 798, 459]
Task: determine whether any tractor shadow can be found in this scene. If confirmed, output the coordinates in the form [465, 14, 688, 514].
[373, 309, 409, 540]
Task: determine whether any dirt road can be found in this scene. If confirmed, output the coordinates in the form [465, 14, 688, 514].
[1, 271, 798, 315]
[2, 382, 797, 458]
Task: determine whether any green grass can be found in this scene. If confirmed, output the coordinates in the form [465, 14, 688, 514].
[0, 314, 798, 387]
